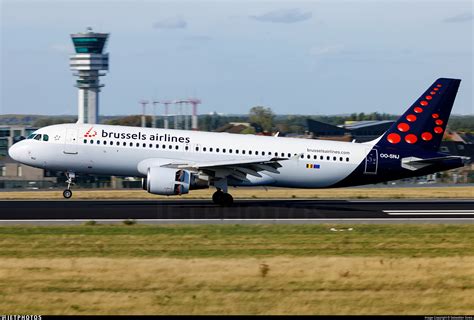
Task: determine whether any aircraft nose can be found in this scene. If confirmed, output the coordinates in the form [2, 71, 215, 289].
[8, 142, 27, 162]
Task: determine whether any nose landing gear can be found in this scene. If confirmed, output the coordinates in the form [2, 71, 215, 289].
[63, 189, 72, 199]
[63, 172, 75, 199]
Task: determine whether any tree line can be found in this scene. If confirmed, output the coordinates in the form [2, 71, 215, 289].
[1, 110, 473, 133]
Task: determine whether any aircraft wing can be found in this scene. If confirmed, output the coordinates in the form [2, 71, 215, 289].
[165, 157, 289, 181]
[137, 155, 296, 181]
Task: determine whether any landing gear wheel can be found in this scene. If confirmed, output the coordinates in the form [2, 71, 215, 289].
[63, 189, 72, 199]
[212, 190, 224, 204]
[212, 190, 233, 206]
[221, 193, 234, 206]
[63, 171, 76, 199]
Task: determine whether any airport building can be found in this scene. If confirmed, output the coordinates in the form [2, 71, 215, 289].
[70, 28, 109, 124]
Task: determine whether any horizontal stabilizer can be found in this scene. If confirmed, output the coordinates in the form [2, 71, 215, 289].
[401, 155, 469, 171]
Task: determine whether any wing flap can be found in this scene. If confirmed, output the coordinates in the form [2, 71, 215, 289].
[183, 157, 287, 169]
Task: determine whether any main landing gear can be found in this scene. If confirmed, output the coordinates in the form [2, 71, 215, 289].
[212, 178, 233, 206]
[63, 172, 75, 199]
[212, 189, 233, 206]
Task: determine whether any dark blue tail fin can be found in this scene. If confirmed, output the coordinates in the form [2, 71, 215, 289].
[376, 78, 461, 152]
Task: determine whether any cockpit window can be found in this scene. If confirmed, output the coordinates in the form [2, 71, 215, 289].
[43, 134, 49, 142]
[27, 134, 36, 139]
[34, 134, 42, 140]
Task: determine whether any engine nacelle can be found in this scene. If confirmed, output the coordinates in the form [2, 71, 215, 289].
[144, 167, 191, 195]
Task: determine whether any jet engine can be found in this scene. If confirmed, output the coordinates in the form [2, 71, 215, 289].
[143, 167, 191, 195]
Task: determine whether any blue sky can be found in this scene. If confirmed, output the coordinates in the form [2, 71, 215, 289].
[1, 0, 472, 116]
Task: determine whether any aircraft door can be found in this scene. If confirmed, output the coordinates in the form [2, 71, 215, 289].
[364, 148, 378, 174]
[64, 129, 78, 154]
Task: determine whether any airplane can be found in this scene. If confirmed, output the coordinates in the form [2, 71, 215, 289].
[8, 78, 469, 206]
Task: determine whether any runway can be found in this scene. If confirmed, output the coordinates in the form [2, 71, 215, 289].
[0, 199, 473, 224]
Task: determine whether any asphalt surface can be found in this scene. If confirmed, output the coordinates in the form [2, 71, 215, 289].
[0, 199, 473, 224]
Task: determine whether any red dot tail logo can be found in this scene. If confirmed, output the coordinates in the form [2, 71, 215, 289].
[84, 127, 97, 138]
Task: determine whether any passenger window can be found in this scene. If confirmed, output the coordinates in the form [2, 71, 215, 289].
[130, 142, 133, 147]
[123, 142, 126, 146]
[169, 145, 172, 149]
[287, 153, 291, 157]
[90, 140, 94, 144]
[340, 157, 343, 161]
[117, 141, 120, 146]
[307, 155, 310, 159]
[109, 141, 113, 145]
[156, 144, 159, 148]
[142, 143, 146, 147]
[43, 135, 49, 142]
[346, 157, 349, 162]
[326, 156, 330, 160]
[242, 150, 246, 154]
[98, 140, 101, 145]
[262, 151, 265, 156]
[313, 155, 317, 160]
[185, 146, 189, 151]
[236, 150, 239, 154]
[229, 149, 232, 153]
[249, 150, 252, 155]
[209, 147, 213, 152]
[149, 144, 153, 148]
[223, 149, 226, 153]
[175, 145, 178, 150]
[255, 151, 259, 155]
[195, 147, 199, 151]
[203, 147, 207, 152]
[333, 156, 336, 161]
[137, 143, 140, 147]
[162, 144, 165, 149]
[83, 139, 87, 144]
[300, 155, 304, 159]
[216, 148, 220, 152]
[320, 156, 323, 160]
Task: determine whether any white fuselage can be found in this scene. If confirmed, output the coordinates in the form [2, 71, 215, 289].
[9, 123, 374, 188]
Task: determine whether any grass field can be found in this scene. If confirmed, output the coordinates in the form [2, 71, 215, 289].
[0, 224, 473, 315]
[0, 186, 473, 200]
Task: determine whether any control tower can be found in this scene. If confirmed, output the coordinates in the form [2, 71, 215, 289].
[70, 28, 109, 124]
